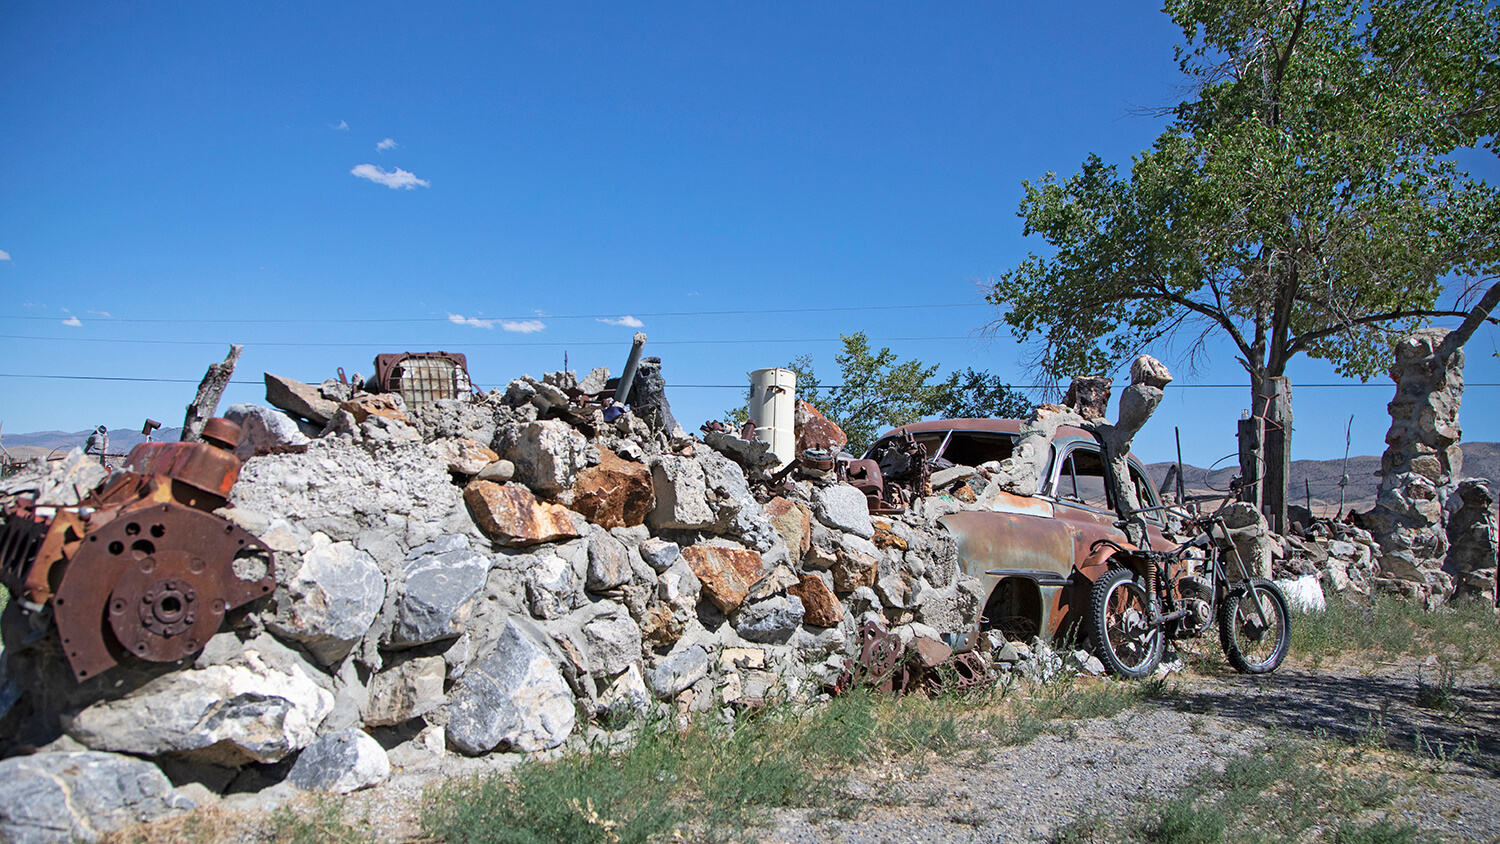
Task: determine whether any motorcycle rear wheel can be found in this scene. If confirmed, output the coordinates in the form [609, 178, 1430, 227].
[1087, 568, 1164, 679]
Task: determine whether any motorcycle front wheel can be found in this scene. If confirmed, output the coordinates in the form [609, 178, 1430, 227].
[1218, 577, 1291, 674]
[1086, 568, 1164, 680]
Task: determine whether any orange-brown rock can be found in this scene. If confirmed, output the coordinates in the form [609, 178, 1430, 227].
[432, 437, 500, 475]
[796, 399, 847, 453]
[764, 497, 812, 560]
[788, 574, 842, 628]
[464, 481, 581, 546]
[639, 604, 686, 648]
[572, 448, 656, 529]
[341, 393, 411, 425]
[681, 545, 764, 614]
[831, 546, 878, 592]
[872, 522, 908, 550]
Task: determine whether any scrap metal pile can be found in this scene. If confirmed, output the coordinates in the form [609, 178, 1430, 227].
[0, 418, 274, 682]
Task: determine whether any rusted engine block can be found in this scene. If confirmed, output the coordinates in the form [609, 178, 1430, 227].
[0, 418, 275, 682]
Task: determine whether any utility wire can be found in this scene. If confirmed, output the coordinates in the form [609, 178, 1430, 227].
[0, 333, 982, 348]
[0, 302, 990, 324]
[2, 373, 1497, 389]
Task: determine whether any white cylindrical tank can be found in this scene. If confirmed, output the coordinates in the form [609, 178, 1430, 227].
[749, 368, 797, 469]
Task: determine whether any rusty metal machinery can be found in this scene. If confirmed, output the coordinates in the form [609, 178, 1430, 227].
[0, 418, 275, 682]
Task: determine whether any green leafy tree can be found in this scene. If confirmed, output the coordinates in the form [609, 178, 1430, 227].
[725, 334, 1032, 453]
[989, 0, 1500, 517]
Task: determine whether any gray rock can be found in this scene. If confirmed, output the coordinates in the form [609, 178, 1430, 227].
[476, 459, 516, 482]
[525, 551, 582, 620]
[579, 367, 611, 394]
[813, 484, 875, 539]
[67, 635, 335, 765]
[647, 455, 716, 529]
[390, 535, 489, 646]
[446, 619, 577, 755]
[650, 645, 710, 699]
[265, 372, 339, 426]
[734, 595, 805, 644]
[501, 420, 597, 493]
[587, 531, 633, 592]
[288, 728, 390, 794]
[412, 397, 497, 446]
[363, 655, 447, 726]
[639, 538, 683, 572]
[583, 608, 644, 676]
[0, 751, 194, 843]
[269, 533, 386, 665]
[224, 403, 318, 459]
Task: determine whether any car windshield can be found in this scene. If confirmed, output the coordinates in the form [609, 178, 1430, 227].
[864, 430, 1017, 469]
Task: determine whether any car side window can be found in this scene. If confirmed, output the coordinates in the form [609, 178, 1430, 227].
[1128, 462, 1162, 523]
[1057, 447, 1110, 510]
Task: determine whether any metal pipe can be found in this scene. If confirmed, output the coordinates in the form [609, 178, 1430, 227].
[614, 332, 648, 404]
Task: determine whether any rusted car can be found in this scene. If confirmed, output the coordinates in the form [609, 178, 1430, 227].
[857, 417, 1290, 678]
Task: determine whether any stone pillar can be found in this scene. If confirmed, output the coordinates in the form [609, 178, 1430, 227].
[1363, 328, 1465, 602]
[1443, 479, 1498, 603]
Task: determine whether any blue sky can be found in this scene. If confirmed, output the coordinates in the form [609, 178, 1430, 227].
[2, 2, 1496, 469]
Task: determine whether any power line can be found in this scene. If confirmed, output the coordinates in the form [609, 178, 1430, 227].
[3, 372, 1497, 389]
[0, 333, 981, 348]
[0, 302, 990, 325]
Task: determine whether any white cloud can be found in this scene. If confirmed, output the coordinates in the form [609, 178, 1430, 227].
[377, 138, 398, 151]
[447, 313, 494, 329]
[335, 120, 349, 130]
[597, 315, 644, 328]
[350, 163, 429, 189]
[502, 320, 546, 333]
[0, 249, 10, 261]
[62, 316, 81, 327]
[87, 310, 112, 318]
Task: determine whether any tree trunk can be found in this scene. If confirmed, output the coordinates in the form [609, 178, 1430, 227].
[182, 345, 243, 443]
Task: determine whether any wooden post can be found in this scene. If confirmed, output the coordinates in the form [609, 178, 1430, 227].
[1237, 414, 1263, 511]
[1261, 377, 1292, 534]
[182, 345, 243, 443]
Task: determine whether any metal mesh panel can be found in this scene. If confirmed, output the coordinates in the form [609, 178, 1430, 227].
[391, 357, 459, 409]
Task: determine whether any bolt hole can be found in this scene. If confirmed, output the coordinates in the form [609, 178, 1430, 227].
[108, 541, 124, 555]
[130, 540, 155, 559]
[160, 596, 182, 614]
[125, 523, 141, 535]
[150, 524, 165, 538]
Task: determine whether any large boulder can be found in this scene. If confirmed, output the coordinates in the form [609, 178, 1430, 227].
[389, 535, 490, 647]
[446, 619, 576, 755]
[788, 573, 842, 628]
[586, 531, 634, 592]
[813, 484, 876, 539]
[765, 497, 812, 560]
[264, 373, 339, 426]
[573, 448, 656, 529]
[287, 728, 390, 794]
[430, 437, 500, 475]
[66, 634, 335, 766]
[681, 545, 765, 613]
[0, 751, 194, 843]
[224, 403, 317, 459]
[465, 481, 583, 546]
[362, 655, 446, 727]
[268, 533, 386, 665]
[647, 455, 716, 530]
[734, 595, 805, 643]
[501, 420, 597, 494]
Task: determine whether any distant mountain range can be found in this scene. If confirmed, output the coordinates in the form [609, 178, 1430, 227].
[2, 426, 187, 460]
[1146, 442, 1500, 517]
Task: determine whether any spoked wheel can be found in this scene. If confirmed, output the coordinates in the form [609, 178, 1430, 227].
[1218, 577, 1291, 674]
[1086, 568, 1164, 679]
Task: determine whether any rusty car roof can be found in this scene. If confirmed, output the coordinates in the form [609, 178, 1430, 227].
[878, 418, 1097, 441]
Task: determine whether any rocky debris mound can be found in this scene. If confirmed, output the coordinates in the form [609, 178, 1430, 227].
[0, 364, 994, 809]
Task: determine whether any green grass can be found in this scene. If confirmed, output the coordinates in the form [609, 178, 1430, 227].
[419, 669, 1175, 844]
[1051, 738, 1428, 844]
[1292, 594, 1500, 668]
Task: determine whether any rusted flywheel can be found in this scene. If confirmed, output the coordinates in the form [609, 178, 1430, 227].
[53, 501, 274, 682]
